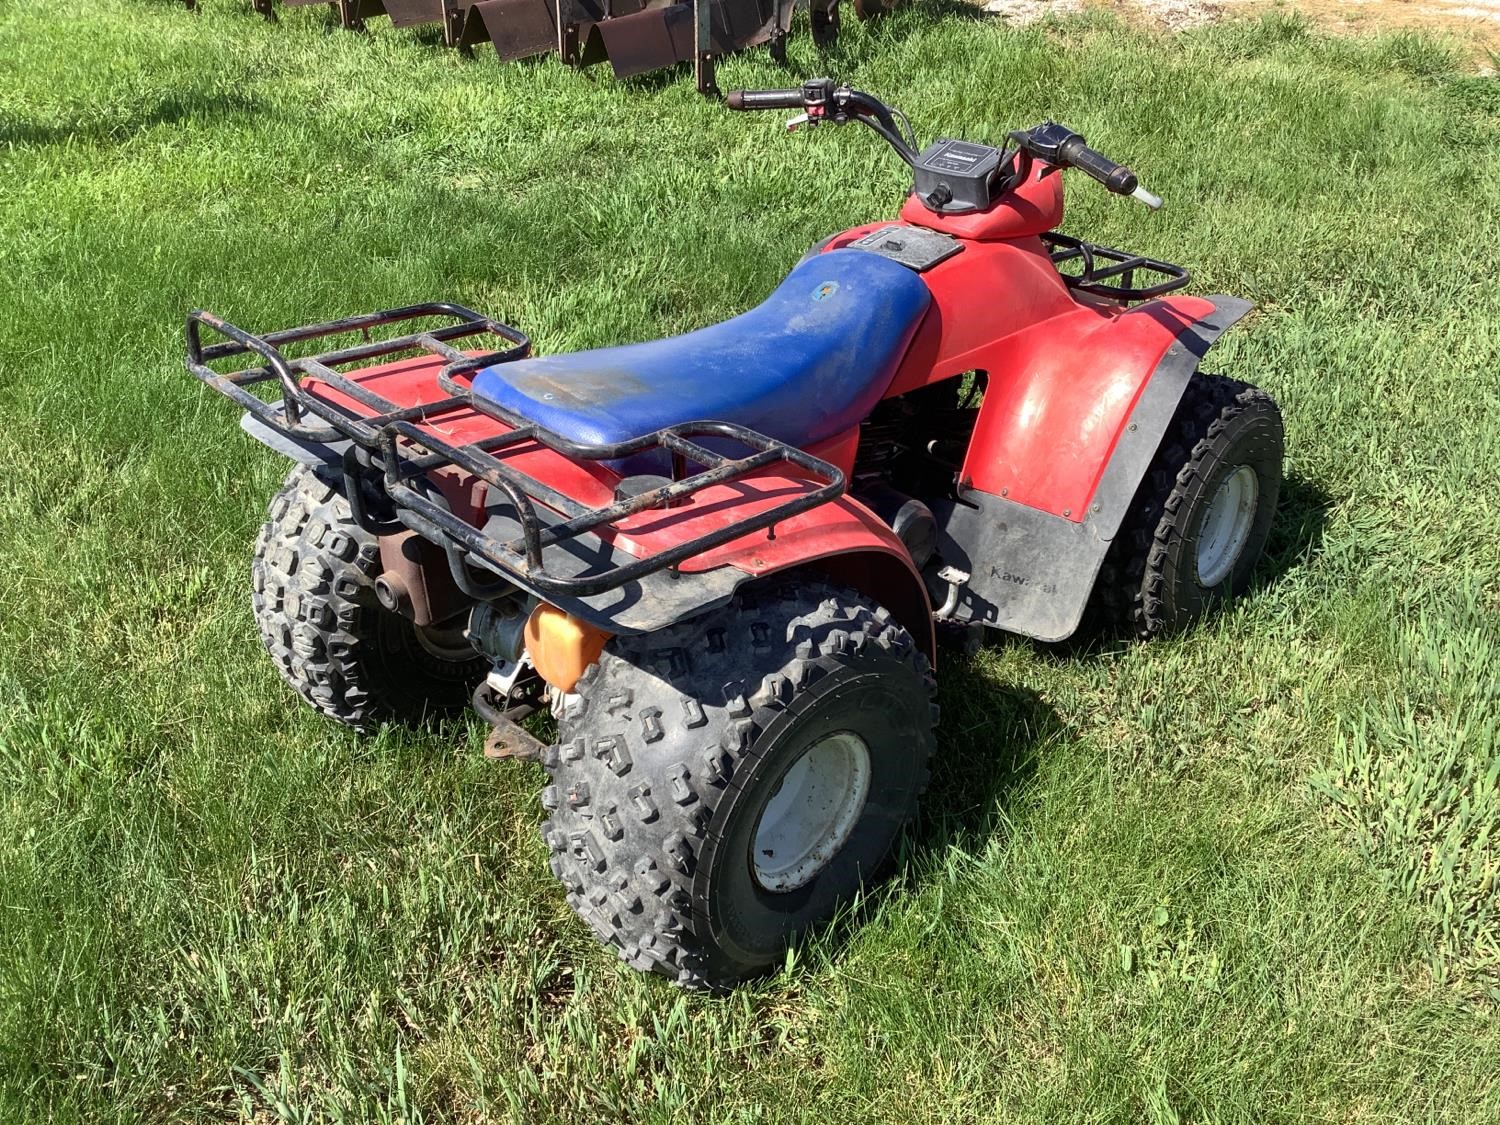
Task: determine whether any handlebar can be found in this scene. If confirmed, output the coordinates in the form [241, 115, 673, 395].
[1010, 122, 1161, 208]
[726, 79, 920, 165]
[1058, 136, 1137, 195]
[726, 80, 1162, 211]
[725, 88, 804, 111]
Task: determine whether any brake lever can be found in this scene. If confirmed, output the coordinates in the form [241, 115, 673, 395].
[785, 113, 812, 132]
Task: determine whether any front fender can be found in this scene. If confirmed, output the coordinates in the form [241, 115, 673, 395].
[960, 293, 1252, 518]
[933, 294, 1253, 642]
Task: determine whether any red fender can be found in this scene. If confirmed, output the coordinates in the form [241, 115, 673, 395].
[819, 223, 1226, 524]
[616, 484, 936, 663]
[928, 295, 1255, 641]
[960, 294, 1225, 521]
[694, 502, 935, 664]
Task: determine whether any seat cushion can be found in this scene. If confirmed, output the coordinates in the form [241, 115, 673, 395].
[470, 249, 931, 462]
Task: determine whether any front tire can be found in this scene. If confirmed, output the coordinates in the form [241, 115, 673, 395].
[251, 466, 485, 731]
[1096, 372, 1284, 638]
[540, 583, 937, 988]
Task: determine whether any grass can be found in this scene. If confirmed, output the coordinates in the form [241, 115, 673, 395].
[1, 0, 1498, 1119]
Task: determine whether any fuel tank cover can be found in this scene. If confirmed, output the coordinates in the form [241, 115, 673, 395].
[847, 225, 964, 272]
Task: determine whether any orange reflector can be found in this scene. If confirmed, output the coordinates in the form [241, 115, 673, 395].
[524, 604, 610, 693]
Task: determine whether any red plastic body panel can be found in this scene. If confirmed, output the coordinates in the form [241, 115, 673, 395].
[822, 227, 1080, 398]
[957, 294, 1218, 519]
[821, 177, 1220, 522]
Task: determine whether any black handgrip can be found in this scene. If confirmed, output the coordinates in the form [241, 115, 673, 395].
[726, 88, 805, 111]
[1057, 135, 1138, 195]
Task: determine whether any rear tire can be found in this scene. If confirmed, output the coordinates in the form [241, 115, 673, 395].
[251, 466, 485, 731]
[1095, 372, 1284, 638]
[540, 582, 938, 989]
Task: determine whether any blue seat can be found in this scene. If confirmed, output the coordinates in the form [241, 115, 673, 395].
[470, 250, 931, 465]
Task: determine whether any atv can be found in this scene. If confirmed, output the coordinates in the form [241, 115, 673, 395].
[185, 79, 1284, 989]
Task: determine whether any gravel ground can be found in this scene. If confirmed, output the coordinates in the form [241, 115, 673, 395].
[981, 0, 1499, 65]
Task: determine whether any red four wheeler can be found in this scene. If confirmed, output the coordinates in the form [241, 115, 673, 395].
[186, 80, 1284, 989]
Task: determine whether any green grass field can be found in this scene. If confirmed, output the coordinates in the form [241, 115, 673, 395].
[2, 0, 1499, 1119]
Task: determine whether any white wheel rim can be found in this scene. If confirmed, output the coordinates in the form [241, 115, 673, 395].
[1196, 465, 1259, 587]
[751, 731, 872, 893]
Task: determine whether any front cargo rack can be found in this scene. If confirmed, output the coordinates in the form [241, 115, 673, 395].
[1041, 232, 1191, 303]
[185, 303, 846, 598]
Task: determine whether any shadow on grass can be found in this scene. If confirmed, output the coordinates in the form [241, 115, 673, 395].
[0, 89, 267, 148]
[779, 477, 1329, 979]
[1256, 473, 1333, 591]
[921, 670, 1054, 845]
[780, 667, 1058, 979]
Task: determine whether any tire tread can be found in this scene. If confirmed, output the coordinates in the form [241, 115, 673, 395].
[1094, 372, 1282, 638]
[541, 582, 936, 988]
[251, 466, 483, 730]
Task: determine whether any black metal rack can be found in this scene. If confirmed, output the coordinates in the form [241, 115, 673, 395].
[1041, 232, 1191, 303]
[186, 304, 846, 598]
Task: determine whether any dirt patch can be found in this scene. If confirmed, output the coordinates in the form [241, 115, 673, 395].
[984, 0, 1222, 30]
[982, 0, 1500, 67]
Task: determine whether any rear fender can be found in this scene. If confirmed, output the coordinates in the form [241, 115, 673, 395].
[240, 413, 348, 466]
[678, 495, 936, 664]
[240, 402, 935, 659]
[932, 294, 1253, 642]
[505, 491, 936, 662]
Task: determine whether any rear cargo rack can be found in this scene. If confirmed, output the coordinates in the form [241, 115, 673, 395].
[186, 304, 845, 598]
[1041, 232, 1191, 303]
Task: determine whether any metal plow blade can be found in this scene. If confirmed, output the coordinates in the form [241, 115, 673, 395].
[184, 0, 852, 94]
[278, 0, 390, 31]
[593, 3, 694, 78]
